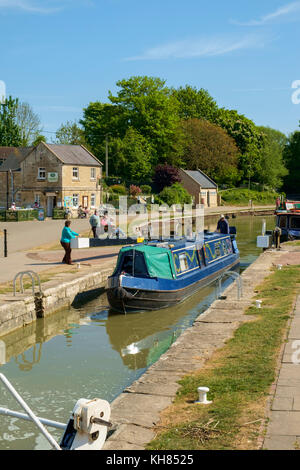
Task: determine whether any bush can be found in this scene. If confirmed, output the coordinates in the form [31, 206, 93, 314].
[130, 185, 142, 197]
[220, 188, 278, 205]
[159, 183, 192, 206]
[140, 185, 152, 194]
[108, 184, 127, 195]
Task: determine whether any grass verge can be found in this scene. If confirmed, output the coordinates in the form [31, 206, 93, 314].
[147, 265, 300, 450]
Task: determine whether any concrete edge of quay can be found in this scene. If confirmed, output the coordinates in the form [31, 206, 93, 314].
[0, 266, 114, 337]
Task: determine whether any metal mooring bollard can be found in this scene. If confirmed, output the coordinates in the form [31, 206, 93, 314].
[195, 387, 212, 405]
[256, 300, 262, 309]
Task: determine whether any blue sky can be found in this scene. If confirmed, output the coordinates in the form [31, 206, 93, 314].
[1, 0, 300, 138]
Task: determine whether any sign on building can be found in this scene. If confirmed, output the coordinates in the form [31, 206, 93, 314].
[48, 172, 58, 182]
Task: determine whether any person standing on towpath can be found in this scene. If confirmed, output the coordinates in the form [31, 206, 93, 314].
[60, 220, 80, 265]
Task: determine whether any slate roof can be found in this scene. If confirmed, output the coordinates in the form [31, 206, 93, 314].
[182, 169, 217, 189]
[0, 147, 33, 172]
[45, 144, 102, 167]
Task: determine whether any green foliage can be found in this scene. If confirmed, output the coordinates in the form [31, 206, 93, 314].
[220, 188, 278, 205]
[32, 135, 46, 146]
[180, 118, 240, 185]
[172, 85, 219, 121]
[257, 126, 288, 189]
[159, 183, 192, 205]
[55, 120, 87, 146]
[0, 96, 23, 147]
[108, 184, 127, 195]
[140, 185, 152, 194]
[283, 129, 300, 194]
[16, 101, 41, 146]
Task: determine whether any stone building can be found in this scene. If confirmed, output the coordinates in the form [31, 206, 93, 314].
[179, 169, 218, 207]
[0, 142, 103, 215]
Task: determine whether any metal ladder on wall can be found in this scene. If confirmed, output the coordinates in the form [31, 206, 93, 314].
[13, 270, 42, 297]
[216, 270, 243, 301]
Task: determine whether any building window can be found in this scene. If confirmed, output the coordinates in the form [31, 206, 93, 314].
[38, 167, 46, 180]
[72, 167, 79, 179]
[90, 168, 96, 180]
[72, 194, 79, 208]
[91, 193, 96, 207]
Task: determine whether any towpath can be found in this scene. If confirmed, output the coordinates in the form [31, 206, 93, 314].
[0, 204, 274, 285]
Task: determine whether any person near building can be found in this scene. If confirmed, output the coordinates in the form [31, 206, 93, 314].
[89, 210, 100, 238]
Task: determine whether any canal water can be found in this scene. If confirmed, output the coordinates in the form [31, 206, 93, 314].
[0, 214, 275, 450]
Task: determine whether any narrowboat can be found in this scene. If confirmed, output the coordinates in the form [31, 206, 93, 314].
[275, 199, 300, 241]
[106, 231, 240, 313]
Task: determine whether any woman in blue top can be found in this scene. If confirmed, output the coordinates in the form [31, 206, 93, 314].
[60, 220, 79, 265]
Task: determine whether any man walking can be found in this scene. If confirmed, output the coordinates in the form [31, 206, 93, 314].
[89, 210, 100, 238]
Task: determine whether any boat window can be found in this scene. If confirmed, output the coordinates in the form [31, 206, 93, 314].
[120, 252, 134, 275]
[290, 217, 300, 229]
[279, 216, 287, 229]
[179, 254, 189, 271]
[133, 251, 149, 277]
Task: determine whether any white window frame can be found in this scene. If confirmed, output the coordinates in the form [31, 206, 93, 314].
[90, 193, 96, 207]
[72, 193, 79, 208]
[38, 167, 46, 180]
[72, 167, 79, 180]
[90, 168, 96, 180]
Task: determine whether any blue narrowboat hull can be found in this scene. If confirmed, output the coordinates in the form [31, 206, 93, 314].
[107, 242, 240, 313]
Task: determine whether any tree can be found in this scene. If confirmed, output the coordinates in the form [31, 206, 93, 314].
[172, 85, 219, 121]
[153, 164, 181, 192]
[180, 118, 240, 185]
[55, 120, 89, 146]
[214, 108, 265, 183]
[116, 128, 153, 183]
[16, 102, 41, 146]
[0, 96, 22, 147]
[257, 126, 288, 189]
[81, 76, 183, 168]
[32, 135, 46, 146]
[108, 76, 181, 164]
[283, 129, 300, 194]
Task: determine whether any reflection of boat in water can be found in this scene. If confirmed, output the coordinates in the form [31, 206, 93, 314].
[275, 199, 300, 241]
[104, 284, 219, 370]
[107, 232, 240, 313]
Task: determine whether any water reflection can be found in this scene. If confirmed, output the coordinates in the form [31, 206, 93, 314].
[104, 284, 216, 370]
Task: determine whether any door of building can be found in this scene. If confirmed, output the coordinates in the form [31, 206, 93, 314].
[47, 196, 54, 217]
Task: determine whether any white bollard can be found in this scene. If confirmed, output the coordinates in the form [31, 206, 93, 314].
[195, 387, 212, 405]
[77, 263, 81, 269]
[256, 300, 262, 309]
[277, 264, 282, 270]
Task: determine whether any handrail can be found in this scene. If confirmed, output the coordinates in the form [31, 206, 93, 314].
[0, 373, 61, 450]
[217, 270, 243, 300]
[13, 270, 42, 297]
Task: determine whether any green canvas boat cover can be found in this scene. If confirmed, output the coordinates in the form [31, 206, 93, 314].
[115, 244, 176, 280]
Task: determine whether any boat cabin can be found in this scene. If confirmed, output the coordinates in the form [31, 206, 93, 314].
[275, 200, 300, 240]
[113, 234, 237, 281]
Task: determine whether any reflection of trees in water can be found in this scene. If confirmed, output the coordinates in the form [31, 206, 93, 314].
[14, 343, 42, 371]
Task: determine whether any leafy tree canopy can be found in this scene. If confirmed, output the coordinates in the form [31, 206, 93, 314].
[0, 96, 23, 147]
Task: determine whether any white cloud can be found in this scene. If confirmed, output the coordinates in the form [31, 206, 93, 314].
[125, 33, 268, 61]
[0, 0, 60, 13]
[232, 1, 300, 26]
[0, 0, 91, 14]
